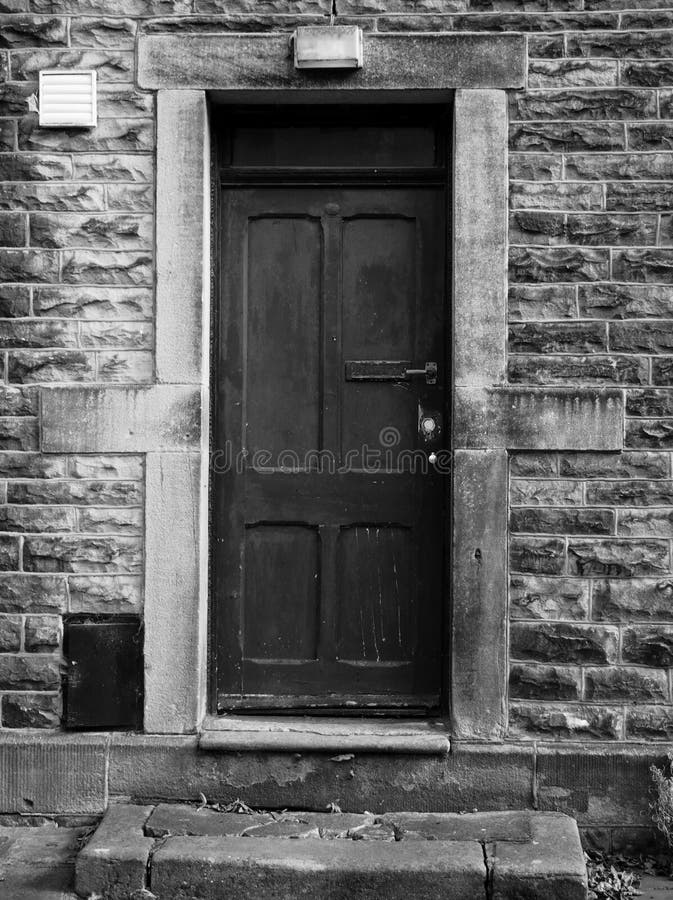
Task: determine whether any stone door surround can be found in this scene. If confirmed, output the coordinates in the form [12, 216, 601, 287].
[38, 32, 623, 740]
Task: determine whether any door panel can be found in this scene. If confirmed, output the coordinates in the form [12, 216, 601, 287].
[214, 185, 446, 711]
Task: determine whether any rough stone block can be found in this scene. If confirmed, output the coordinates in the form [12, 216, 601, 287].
[613, 249, 673, 283]
[509, 452, 559, 477]
[106, 183, 153, 211]
[508, 285, 577, 321]
[509, 664, 581, 701]
[75, 803, 154, 900]
[72, 154, 153, 182]
[70, 16, 137, 48]
[511, 622, 618, 665]
[0, 417, 38, 450]
[0, 14, 66, 47]
[0, 286, 30, 318]
[33, 286, 152, 320]
[68, 455, 143, 480]
[8, 350, 95, 383]
[510, 246, 609, 283]
[510, 703, 623, 740]
[510, 121, 625, 152]
[0, 183, 105, 212]
[560, 451, 668, 478]
[626, 418, 673, 449]
[528, 58, 617, 88]
[0, 152, 71, 181]
[0, 320, 79, 349]
[509, 322, 606, 353]
[0, 574, 67, 613]
[0, 249, 58, 283]
[96, 350, 154, 383]
[30, 213, 152, 250]
[626, 707, 673, 740]
[19, 117, 153, 153]
[568, 539, 669, 576]
[593, 578, 673, 622]
[579, 284, 673, 319]
[510, 537, 565, 575]
[68, 574, 142, 614]
[623, 626, 673, 666]
[0, 616, 21, 651]
[509, 153, 562, 181]
[628, 122, 673, 151]
[510, 478, 582, 506]
[610, 322, 673, 353]
[23, 535, 142, 575]
[80, 321, 152, 349]
[78, 507, 142, 535]
[509, 88, 656, 120]
[0, 214, 26, 249]
[0, 656, 58, 690]
[584, 667, 669, 703]
[508, 354, 648, 385]
[510, 575, 589, 621]
[61, 250, 152, 285]
[586, 479, 673, 505]
[0, 537, 19, 571]
[608, 182, 673, 212]
[7, 479, 141, 506]
[510, 182, 603, 211]
[510, 507, 614, 536]
[24, 615, 60, 652]
[0, 506, 76, 533]
[568, 29, 673, 59]
[618, 509, 673, 538]
[1, 692, 60, 728]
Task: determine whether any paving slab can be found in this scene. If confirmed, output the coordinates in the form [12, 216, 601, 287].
[381, 810, 532, 842]
[639, 874, 673, 899]
[0, 824, 85, 900]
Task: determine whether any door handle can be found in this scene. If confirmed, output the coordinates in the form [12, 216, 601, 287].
[404, 361, 437, 385]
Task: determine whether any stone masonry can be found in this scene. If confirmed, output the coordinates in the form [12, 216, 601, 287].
[1, 0, 673, 832]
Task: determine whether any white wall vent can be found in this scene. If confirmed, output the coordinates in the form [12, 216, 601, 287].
[38, 70, 97, 128]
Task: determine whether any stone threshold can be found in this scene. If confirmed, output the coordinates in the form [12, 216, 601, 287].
[75, 803, 588, 899]
[198, 715, 451, 754]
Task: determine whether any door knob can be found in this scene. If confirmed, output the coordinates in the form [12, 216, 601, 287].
[404, 361, 437, 385]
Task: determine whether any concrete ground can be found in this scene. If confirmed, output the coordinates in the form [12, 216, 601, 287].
[0, 824, 83, 900]
[640, 874, 673, 898]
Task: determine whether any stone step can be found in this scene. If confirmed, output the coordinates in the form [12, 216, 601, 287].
[75, 804, 588, 900]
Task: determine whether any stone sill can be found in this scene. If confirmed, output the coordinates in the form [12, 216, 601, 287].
[199, 716, 450, 755]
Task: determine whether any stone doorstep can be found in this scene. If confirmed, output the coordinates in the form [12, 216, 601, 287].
[75, 804, 588, 900]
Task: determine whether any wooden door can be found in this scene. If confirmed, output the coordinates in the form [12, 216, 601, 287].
[213, 183, 447, 712]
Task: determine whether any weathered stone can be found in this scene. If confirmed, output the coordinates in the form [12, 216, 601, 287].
[560, 451, 668, 479]
[0, 656, 58, 689]
[653, 359, 673, 386]
[96, 351, 154, 383]
[0, 615, 21, 651]
[33, 0, 191, 10]
[594, 578, 673, 622]
[72, 154, 153, 182]
[0, 214, 26, 248]
[69, 455, 143, 480]
[508, 285, 576, 321]
[0, 249, 58, 283]
[510, 121, 625, 152]
[579, 283, 673, 319]
[61, 251, 152, 286]
[106, 184, 154, 211]
[23, 535, 143, 574]
[139, 32, 526, 91]
[80, 322, 152, 349]
[510, 479, 581, 506]
[0, 120, 16, 152]
[0, 417, 38, 451]
[11, 48, 133, 82]
[142, 13, 338, 33]
[0, 573, 66, 613]
[528, 59, 617, 88]
[509, 88, 657, 120]
[608, 182, 673, 212]
[79, 507, 143, 535]
[510, 508, 614, 536]
[75, 804, 154, 900]
[30, 214, 152, 250]
[627, 390, 673, 418]
[7, 350, 95, 383]
[510, 702, 622, 740]
[509, 453, 558, 477]
[613, 249, 673, 283]
[24, 615, 60, 652]
[509, 354, 648, 385]
[586, 479, 673, 505]
[98, 85, 154, 118]
[70, 16, 137, 48]
[195, 0, 330, 10]
[34, 286, 152, 320]
[19, 117, 153, 153]
[568, 29, 673, 59]
[509, 322, 606, 353]
[510, 182, 603, 211]
[0, 452, 66, 478]
[567, 152, 673, 180]
[626, 707, 673, 740]
[511, 622, 617, 665]
[0, 183, 104, 212]
[68, 575, 142, 614]
[623, 61, 673, 87]
[0, 506, 76, 533]
[0, 320, 79, 349]
[508, 153, 562, 181]
[0, 286, 30, 318]
[8, 480, 142, 506]
[510, 575, 589, 620]
[623, 10, 673, 28]
[0, 15, 66, 47]
[626, 418, 673, 448]
[0, 386, 39, 415]
[451, 12, 618, 31]
[1, 693, 59, 728]
[568, 540, 669, 576]
[628, 122, 673, 151]
[509, 664, 581, 701]
[510, 537, 565, 575]
[510, 211, 655, 247]
[623, 626, 673, 666]
[0, 82, 39, 117]
[528, 34, 564, 58]
[146, 804, 275, 839]
[509, 247, 609, 283]
[585, 667, 669, 703]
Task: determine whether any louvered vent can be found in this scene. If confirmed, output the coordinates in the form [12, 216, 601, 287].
[39, 70, 97, 128]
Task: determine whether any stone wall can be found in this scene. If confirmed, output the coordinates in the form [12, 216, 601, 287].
[2, 0, 673, 744]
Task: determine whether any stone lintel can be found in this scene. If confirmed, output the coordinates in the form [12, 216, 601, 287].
[452, 450, 508, 740]
[40, 385, 200, 453]
[454, 387, 624, 451]
[138, 33, 526, 92]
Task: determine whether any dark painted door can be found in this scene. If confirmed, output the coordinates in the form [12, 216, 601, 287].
[214, 182, 447, 712]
